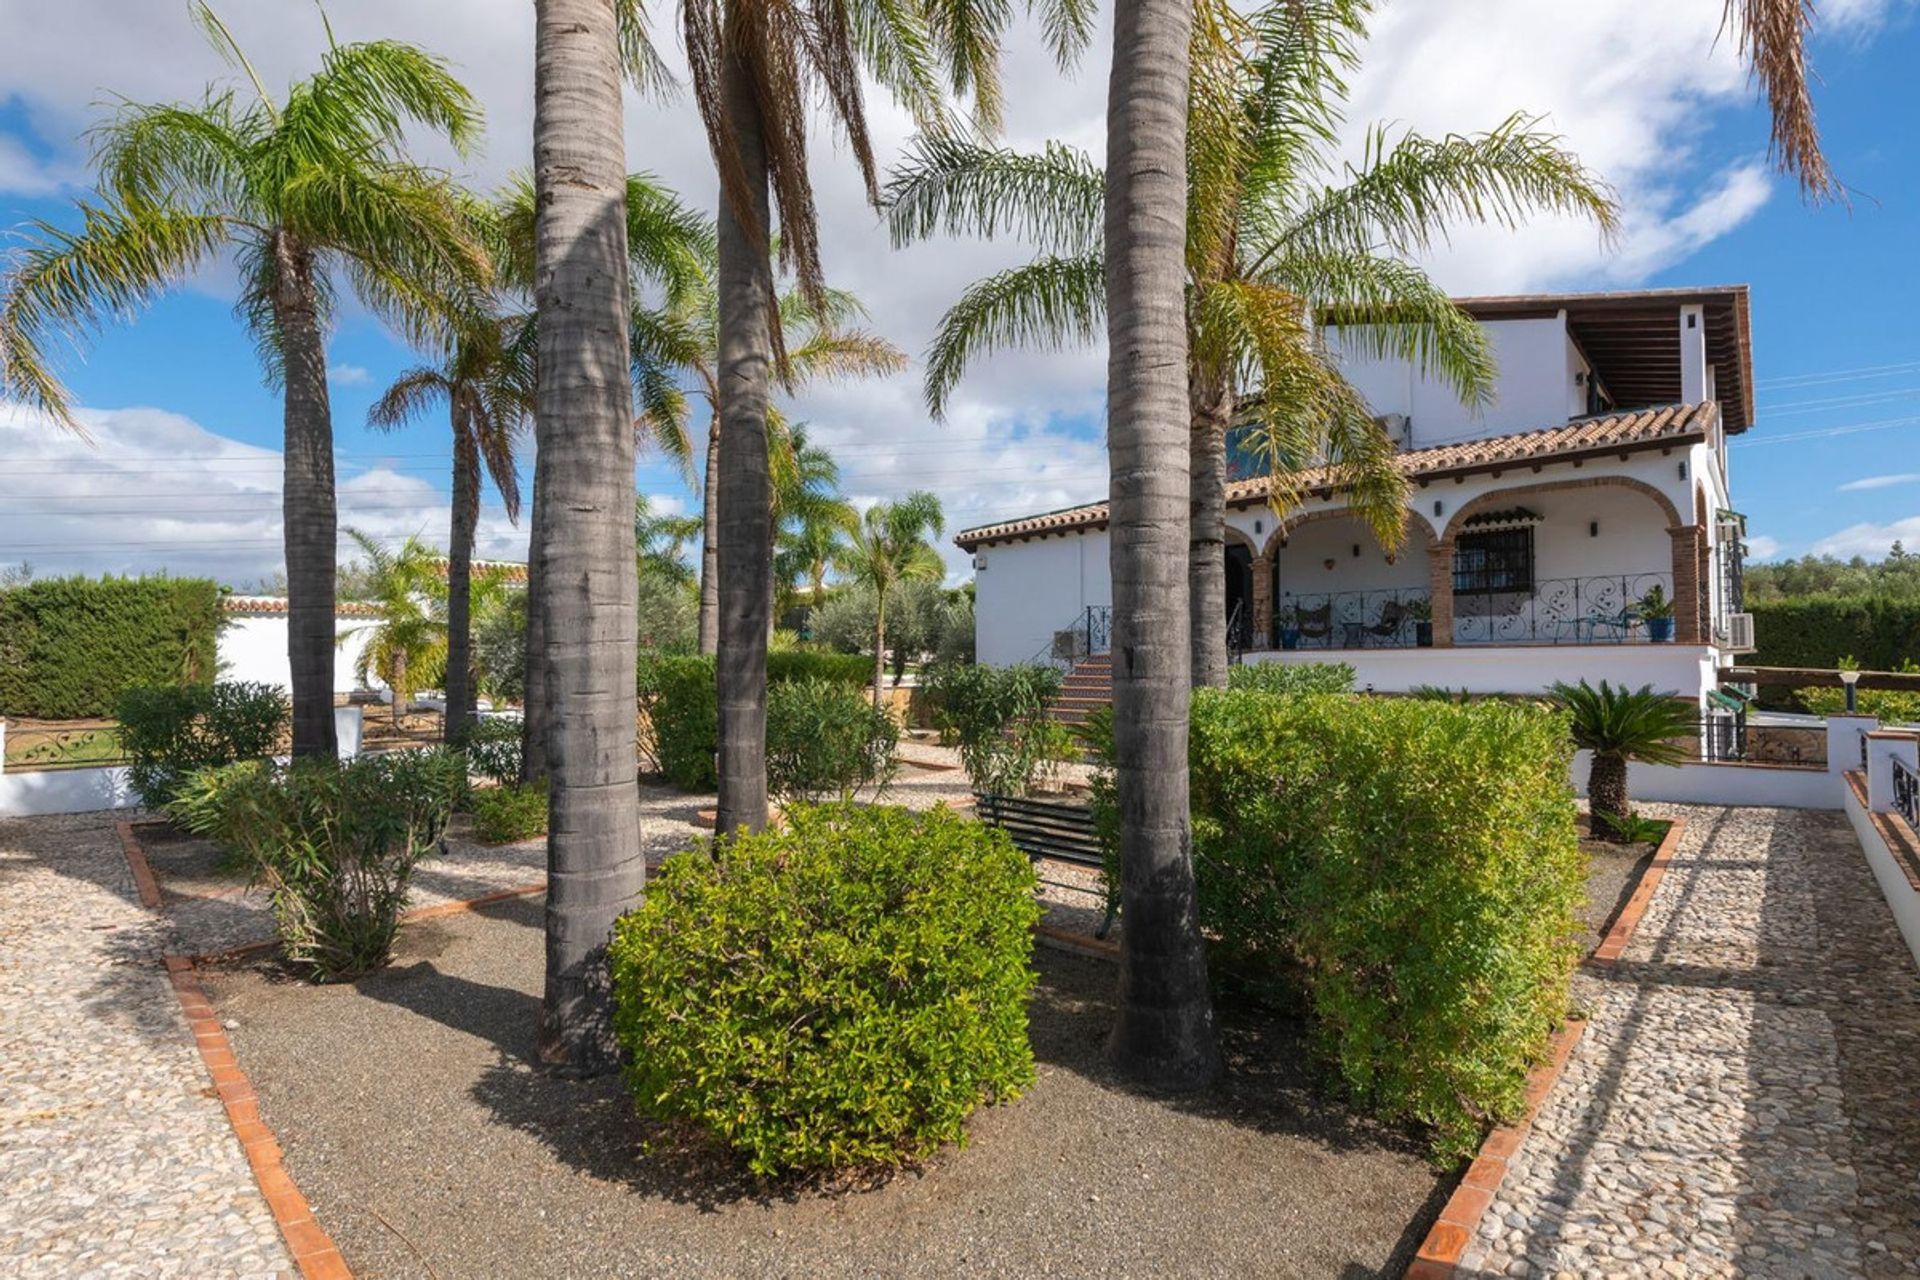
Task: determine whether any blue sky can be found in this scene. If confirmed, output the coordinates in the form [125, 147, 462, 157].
[1, 0, 1917, 584]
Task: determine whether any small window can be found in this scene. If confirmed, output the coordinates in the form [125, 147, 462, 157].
[1453, 527, 1535, 595]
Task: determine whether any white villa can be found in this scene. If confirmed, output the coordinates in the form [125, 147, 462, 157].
[957, 285, 1758, 704]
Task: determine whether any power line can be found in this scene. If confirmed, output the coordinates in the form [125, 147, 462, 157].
[1756, 359, 1920, 389]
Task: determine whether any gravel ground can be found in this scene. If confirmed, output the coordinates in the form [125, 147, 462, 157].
[0, 810, 288, 1278]
[1465, 804, 1920, 1277]
[200, 896, 1445, 1279]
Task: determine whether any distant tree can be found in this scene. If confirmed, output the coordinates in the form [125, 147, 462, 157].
[635, 494, 701, 588]
[834, 492, 946, 709]
[1744, 546, 1920, 603]
[344, 531, 448, 725]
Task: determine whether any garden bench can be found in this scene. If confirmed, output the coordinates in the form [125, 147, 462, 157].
[973, 792, 1118, 937]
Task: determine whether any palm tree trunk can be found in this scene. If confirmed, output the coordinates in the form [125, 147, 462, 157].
[519, 453, 549, 783]
[714, 45, 774, 836]
[273, 232, 339, 761]
[1589, 753, 1631, 840]
[1189, 375, 1231, 689]
[1102, 0, 1221, 1090]
[531, 0, 644, 1076]
[391, 650, 408, 726]
[444, 415, 479, 744]
[872, 592, 888, 710]
[697, 418, 720, 655]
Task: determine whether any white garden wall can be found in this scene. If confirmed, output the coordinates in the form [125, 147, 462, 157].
[217, 607, 380, 696]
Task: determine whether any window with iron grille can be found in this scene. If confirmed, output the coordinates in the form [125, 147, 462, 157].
[1453, 527, 1535, 595]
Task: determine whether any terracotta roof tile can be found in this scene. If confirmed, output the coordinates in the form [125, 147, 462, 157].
[954, 402, 1717, 550]
[222, 595, 385, 618]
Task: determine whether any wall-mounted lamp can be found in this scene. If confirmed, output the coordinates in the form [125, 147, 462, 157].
[1840, 669, 1861, 713]
[1433, 499, 1444, 518]
[973, 554, 988, 571]
[1589, 521, 1599, 538]
[1324, 558, 1337, 572]
[1254, 520, 1262, 535]
[1678, 460, 1689, 480]
[1352, 544, 1362, 558]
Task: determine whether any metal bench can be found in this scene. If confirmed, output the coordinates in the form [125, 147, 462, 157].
[973, 792, 1117, 937]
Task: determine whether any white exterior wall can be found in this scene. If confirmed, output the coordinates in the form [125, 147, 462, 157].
[971, 530, 1112, 667]
[1271, 517, 1431, 599]
[1330, 316, 1582, 444]
[217, 612, 381, 696]
[1244, 642, 1718, 699]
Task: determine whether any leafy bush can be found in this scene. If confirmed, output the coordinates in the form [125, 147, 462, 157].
[1747, 596, 1920, 671]
[1089, 690, 1582, 1160]
[170, 749, 465, 980]
[461, 715, 524, 786]
[920, 663, 1069, 795]
[470, 781, 548, 844]
[471, 588, 528, 703]
[765, 678, 900, 803]
[608, 804, 1040, 1175]
[1801, 654, 1920, 725]
[1225, 661, 1355, 695]
[0, 575, 222, 718]
[117, 681, 290, 808]
[641, 651, 875, 791]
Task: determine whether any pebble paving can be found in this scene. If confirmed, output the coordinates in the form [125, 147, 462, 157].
[1465, 804, 1920, 1278]
[0, 810, 289, 1278]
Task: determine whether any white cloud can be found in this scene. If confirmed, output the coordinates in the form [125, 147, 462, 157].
[1810, 518, 1920, 559]
[1744, 534, 1783, 561]
[1838, 473, 1920, 492]
[328, 363, 371, 387]
[0, 0, 1895, 580]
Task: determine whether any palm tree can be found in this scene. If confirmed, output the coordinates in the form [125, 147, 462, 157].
[886, 0, 1615, 687]
[635, 493, 702, 588]
[491, 171, 714, 783]
[367, 323, 524, 743]
[769, 424, 856, 630]
[342, 530, 448, 726]
[677, 0, 1091, 835]
[529, 0, 650, 1075]
[0, 5, 486, 758]
[1552, 680, 1697, 841]
[834, 492, 945, 710]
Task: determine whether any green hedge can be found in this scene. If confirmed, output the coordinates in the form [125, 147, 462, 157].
[0, 576, 222, 718]
[609, 804, 1039, 1174]
[1748, 597, 1920, 671]
[640, 651, 873, 791]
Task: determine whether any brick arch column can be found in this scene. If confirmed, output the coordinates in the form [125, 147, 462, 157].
[1669, 524, 1708, 644]
[1427, 539, 1455, 648]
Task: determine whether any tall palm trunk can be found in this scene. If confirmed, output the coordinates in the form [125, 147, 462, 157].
[274, 231, 340, 760]
[532, 0, 644, 1075]
[871, 589, 888, 710]
[391, 650, 408, 726]
[1189, 375, 1231, 689]
[713, 46, 775, 836]
[697, 420, 720, 655]
[444, 418, 479, 743]
[519, 455, 549, 783]
[1103, 0, 1220, 1089]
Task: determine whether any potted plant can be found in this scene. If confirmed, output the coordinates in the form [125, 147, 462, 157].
[1636, 584, 1676, 642]
[1276, 604, 1302, 650]
[1406, 597, 1434, 647]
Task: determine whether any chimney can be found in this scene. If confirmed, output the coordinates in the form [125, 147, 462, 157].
[1679, 304, 1708, 404]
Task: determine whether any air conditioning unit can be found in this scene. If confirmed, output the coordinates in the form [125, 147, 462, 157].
[1719, 612, 1756, 654]
[1379, 413, 1413, 450]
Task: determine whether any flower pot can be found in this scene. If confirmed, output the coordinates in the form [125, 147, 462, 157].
[1646, 617, 1674, 643]
[1414, 621, 1433, 648]
[1280, 628, 1302, 651]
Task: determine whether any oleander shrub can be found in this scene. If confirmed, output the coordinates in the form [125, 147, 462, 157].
[921, 662, 1069, 795]
[1085, 690, 1582, 1160]
[641, 652, 874, 791]
[117, 681, 290, 808]
[470, 781, 548, 844]
[1225, 660, 1355, 695]
[608, 804, 1040, 1175]
[0, 575, 221, 718]
[765, 678, 900, 803]
[172, 748, 465, 980]
[461, 716, 524, 787]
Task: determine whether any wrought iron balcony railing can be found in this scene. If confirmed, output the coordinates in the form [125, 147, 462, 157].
[1453, 572, 1674, 646]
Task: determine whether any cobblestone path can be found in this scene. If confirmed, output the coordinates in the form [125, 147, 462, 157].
[1466, 804, 1920, 1278]
[0, 811, 289, 1278]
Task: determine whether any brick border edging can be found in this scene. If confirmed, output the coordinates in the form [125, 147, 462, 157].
[1405, 816, 1689, 1278]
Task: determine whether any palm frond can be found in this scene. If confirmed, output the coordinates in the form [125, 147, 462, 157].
[90, 94, 262, 215]
[366, 365, 451, 431]
[884, 135, 1104, 256]
[290, 38, 484, 159]
[922, 253, 1104, 417]
[1722, 0, 1834, 200]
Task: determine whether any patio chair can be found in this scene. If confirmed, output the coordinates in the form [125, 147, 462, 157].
[1296, 602, 1333, 646]
[1365, 599, 1410, 647]
[1583, 608, 1638, 643]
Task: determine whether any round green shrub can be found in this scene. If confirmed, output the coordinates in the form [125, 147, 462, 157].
[765, 677, 899, 803]
[608, 803, 1041, 1175]
[469, 781, 548, 844]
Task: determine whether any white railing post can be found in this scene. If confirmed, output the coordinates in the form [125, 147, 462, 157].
[1827, 714, 1879, 779]
[1866, 730, 1920, 814]
[335, 705, 364, 761]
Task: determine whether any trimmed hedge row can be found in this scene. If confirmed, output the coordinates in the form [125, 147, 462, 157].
[639, 651, 872, 790]
[1748, 597, 1920, 671]
[0, 576, 222, 718]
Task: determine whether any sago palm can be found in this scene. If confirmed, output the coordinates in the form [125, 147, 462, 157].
[343, 530, 450, 726]
[886, 0, 1615, 686]
[367, 318, 525, 744]
[1552, 680, 1696, 841]
[0, 4, 487, 757]
[835, 492, 945, 710]
[678, 0, 1092, 834]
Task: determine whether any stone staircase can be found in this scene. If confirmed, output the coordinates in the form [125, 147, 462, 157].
[1050, 653, 1113, 726]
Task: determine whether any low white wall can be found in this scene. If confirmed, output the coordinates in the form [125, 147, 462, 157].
[1844, 781, 1920, 971]
[218, 611, 380, 696]
[1569, 750, 1841, 811]
[1249, 643, 1718, 700]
